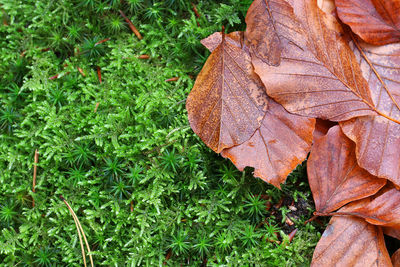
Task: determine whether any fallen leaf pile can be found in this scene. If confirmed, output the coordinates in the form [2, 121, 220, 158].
[186, 0, 400, 265]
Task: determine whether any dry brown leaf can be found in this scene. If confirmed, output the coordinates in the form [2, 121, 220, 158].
[251, 0, 379, 121]
[311, 203, 392, 266]
[347, 185, 400, 228]
[186, 31, 268, 153]
[201, 31, 243, 53]
[335, 0, 400, 45]
[340, 40, 400, 186]
[244, 0, 286, 66]
[392, 248, 400, 267]
[247, 0, 400, 186]
[308, 125, 386, 213]
[193, 29, 315, 187]
[221, 99, 314, 188]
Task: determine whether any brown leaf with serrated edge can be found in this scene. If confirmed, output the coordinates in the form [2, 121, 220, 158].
[311, 202, 392, 267]
[340, 39, 400, 186]
[244, 0, 284, 66]
[344, 184, 400, 228]
[252, 0, 378, 121]
[392, 248, 400, 267]
[221, 99, 314, 188]
[186, 31, 268, 153]
[308, 125, 386, 213]
[200, 31, 243, 53]
[335, 0, 400, 45]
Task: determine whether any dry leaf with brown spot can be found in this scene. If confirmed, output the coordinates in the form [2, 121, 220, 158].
[308, 125, 386, 213]
[311, 202, 392, 266]
[221, 99, 315, 188]
[186, 31, 268, 153]
[335, 0, 400, 45]
[244, 0, 286, 66]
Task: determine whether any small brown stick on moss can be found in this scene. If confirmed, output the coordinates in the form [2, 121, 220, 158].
[163, 249, 172, 265]
[97, 66, 102, 83]
[95, 38, 110, 46]
[191, 3, 201, 18]
[280, 228, 298, 247]
[137, 54, 150, 59]
[94, 102, 100, 113]
[77, 67, 86, 77]
[49, 74, 59, 80]
[191, 3, 201, 26]
[60, 195, 94, 267]
[119, 10, 142, 40]
[165, 77, 179, 82]
[304, 214, 318, 225]
[32, 149, 39, 207]
[288, 228, 298, 243]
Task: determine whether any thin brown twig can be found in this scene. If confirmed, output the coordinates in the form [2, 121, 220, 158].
[95, 38, 110, 46]
[137, 54, 150, 59]
[191, 3, 201, 18]
[304, 214, 318, 225]
[60, 196, 86, 267]
[61, 196, 94, 267]
[119, 10, 142, 40]
[288, 228, 298, 243]
[49, 74, 59, 80]
[97, 66, 102, 84]
[77, 67, 86, 77]
[32, 149, 39, 208]
[94, 102, 100, 113]
[165, 77, 179, 82]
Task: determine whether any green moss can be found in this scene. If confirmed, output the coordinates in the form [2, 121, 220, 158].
[0, 0, 324, 265]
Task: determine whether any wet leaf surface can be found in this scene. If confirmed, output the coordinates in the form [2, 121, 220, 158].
[186, 31, 268, 153]
[308, 125, 386, 213]
[336, 0, 400, 45]
[312, 202, 392, 266]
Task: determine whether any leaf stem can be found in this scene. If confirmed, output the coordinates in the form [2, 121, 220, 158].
[61, 196, 94, 267]
[32, 149, 38, 208]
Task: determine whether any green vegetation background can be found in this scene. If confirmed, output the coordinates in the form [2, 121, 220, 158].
[0, 0, 322, 265]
